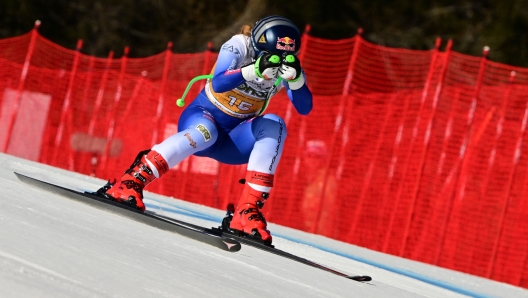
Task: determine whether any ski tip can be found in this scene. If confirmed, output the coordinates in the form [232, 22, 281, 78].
[13, 172, 25, 180]
[348, 275, 372, 282]
[221, 238, 242, 252]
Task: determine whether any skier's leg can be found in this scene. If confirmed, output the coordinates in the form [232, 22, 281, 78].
[227, 114, 287, 244]
[103, 106, 218, 211]
[152, 108, 218, 168]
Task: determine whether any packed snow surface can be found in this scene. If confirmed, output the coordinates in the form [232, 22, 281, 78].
[1, 153, 527, 298]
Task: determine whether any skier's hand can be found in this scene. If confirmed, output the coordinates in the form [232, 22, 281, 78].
[256, 52, 281, 79]
[279, 54, 305, 90]
[241, 52, 280, 81]
[278, 54, 302, 81]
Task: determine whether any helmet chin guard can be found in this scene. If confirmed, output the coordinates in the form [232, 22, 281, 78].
[251, 15, 301, 57]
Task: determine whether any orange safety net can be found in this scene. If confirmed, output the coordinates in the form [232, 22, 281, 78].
[2, 25, 528, 288]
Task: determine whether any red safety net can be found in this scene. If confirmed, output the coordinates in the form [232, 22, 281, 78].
[2, 24, 528, 288]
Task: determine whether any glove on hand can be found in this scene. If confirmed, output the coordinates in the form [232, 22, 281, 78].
[278, 54, 302, 81]
[241, 52, 280, 81]
[279, 54, 305, 90]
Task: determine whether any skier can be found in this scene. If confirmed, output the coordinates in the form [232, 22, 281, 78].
[100, 15, 313, 244]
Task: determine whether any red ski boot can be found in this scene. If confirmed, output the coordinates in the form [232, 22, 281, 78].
[229, 171, 274, 244]
[100, 149, 169, 211]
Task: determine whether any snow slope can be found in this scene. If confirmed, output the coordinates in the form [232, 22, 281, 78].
[1, 153, 527, 298]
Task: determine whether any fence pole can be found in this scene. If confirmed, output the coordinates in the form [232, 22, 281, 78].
[399, 37, 443, 256]
[487, 70, 521, 278]
[320, 28, 362, 236]
[52, 39, 83, 168]
[465, 66, 511, 267]
[88, 51, 114, 134]
[416, 88, 461, 260]
[436, 46, 489, 266]
[84, 50, 113, 176]
[120, 71, 147, 123]
[110, 71, 148, 174]
[382, 40, 450, 253]
[99, 47, 129, 176]
[79, 56, 95, 130]
[151, 42, 173, 146]
[3, 20, 40, 153]
[373, 90, 413, 250]
[512, 98, 528, 286]
[348, 93, 396, 236]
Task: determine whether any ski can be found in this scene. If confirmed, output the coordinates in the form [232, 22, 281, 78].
[213, 227, 372, 282]
[153, 213, 372, 282]
[14, 172, 241, 252]
[15, 171, 371, 281]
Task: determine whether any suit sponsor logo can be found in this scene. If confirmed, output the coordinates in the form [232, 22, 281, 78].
[195, 124, 212, 142]
[221, 44, 240, 55]
[235, 82, 269, 99]
[269, 119, 284, 171]
[184, 133, 197, 148]
[225, 69, 241, 75]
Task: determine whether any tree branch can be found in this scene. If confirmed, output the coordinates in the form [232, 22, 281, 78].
[210, 0, 268, 49]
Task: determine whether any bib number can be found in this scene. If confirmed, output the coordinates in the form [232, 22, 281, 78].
[227, 95, 253, 111]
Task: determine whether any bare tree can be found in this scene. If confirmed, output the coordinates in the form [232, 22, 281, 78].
[210, 0, 268, 49]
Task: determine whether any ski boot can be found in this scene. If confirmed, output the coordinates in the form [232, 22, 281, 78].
[98, 149, 169, 211]
[226, 171, 274, 245]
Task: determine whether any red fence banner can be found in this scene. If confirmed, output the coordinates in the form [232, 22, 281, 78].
[2, 23, 528, 288]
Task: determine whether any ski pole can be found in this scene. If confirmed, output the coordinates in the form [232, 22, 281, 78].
[176, 74, 213, 107]
[257, 77, 282, 115]
[176, 75, 282, 111]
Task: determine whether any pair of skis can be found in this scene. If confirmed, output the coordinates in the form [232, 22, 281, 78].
[14, 172, 371, 283]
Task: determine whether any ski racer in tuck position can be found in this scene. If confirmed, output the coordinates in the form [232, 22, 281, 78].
[100, 15, 313, 245]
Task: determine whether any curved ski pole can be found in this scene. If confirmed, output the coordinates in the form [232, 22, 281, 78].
[257, 77, 282, 116]
[176, 74, 213, 107]
[176, 74, 282, 114]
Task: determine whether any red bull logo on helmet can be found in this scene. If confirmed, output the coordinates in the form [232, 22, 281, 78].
[276, 36, 296, 52]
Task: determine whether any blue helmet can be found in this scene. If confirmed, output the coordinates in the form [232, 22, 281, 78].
[250, 15, 301, 57]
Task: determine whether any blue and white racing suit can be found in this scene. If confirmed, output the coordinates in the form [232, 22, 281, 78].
[152, 33, 312, 190]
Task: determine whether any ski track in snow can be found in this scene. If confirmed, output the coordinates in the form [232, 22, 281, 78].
[1, 153, 527, 298]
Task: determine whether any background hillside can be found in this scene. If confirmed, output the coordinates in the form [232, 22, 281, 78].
[1, 0, 527, 67]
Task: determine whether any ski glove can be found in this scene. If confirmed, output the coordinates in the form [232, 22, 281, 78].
[279, 54, 305, 90]
[241, 52, 280, 81]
